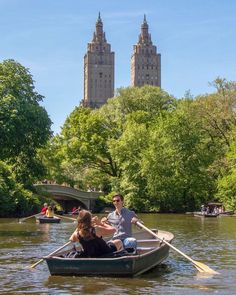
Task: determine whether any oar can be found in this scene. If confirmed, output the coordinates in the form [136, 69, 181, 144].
[136, 221, 219, 274]
[54, 214, 77, 222]
[19, 213, 41, 223]
[30, 241, 72, 269]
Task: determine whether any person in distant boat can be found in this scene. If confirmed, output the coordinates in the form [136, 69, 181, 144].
[41, 203, 48, 215]
[69, 210, 123, 258]
[46, 205, 54, 218]
[101, 194, 139, 251]
[201, 204, 205, 213]
[213, 206, 219, 214]
[72, 207, 77, 215]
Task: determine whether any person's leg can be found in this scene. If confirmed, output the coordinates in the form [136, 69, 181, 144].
[112, 239, 123, 251]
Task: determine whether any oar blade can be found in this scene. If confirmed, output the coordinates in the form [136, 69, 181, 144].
[19, 213, 40, 223]
[29, 258, 44, 269]
[193, 260, 219, 274]
[135, 221, 219, 275]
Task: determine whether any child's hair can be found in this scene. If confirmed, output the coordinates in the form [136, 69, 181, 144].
[77, 210, 93, 239]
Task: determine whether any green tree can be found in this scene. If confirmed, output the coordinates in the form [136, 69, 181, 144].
[217, 139, 236, 210]
[0, 59, 52, 185]
[141, 100, 217, 212]
[0, 161, 40, 217]
[104, 86, 176, 208]
[44, 86, 175, 198]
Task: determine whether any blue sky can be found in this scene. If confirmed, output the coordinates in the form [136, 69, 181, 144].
[1, 0, 236, 134]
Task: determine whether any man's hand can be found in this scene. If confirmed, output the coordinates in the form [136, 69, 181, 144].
[100, 216, 108, 224]
[131, 217, 139, 224]
[92, 216, 99, 223]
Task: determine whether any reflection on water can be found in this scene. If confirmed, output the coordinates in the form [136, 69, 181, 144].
[0, 214, 236, 294]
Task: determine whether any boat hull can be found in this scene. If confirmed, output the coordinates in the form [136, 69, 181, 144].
[45, 230, 173, 277]
[194, 212, 218, 217]
[37, 217, 61, 224]
[219, 211, 234, 216]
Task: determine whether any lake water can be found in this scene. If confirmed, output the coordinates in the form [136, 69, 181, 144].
[0, 214, 235, 294]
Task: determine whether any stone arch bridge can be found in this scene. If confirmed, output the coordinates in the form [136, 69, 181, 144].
[34, 184, 102, 212]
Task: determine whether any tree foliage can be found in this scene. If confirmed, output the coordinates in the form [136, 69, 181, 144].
[41, 80, 236, 212]
[0, 161, 41, 217]
[0, 59, 52, 216]
[0, 59, 52, 185]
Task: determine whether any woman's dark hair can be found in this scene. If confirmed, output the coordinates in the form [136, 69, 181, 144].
[77, 210, 92, 239]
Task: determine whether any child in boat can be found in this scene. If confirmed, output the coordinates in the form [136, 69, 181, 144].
[69, 210, 123, 257]
[41, 203, 48, 215]
[72, 207, 78, 215]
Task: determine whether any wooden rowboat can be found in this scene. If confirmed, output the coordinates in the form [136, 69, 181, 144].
[36, 216, 61, 224]
[45, 229, 174, 277]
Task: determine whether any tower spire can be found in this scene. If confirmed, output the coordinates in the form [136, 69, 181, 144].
[143, 14, 147, 24]
[94, 12, 104, 42]
[140, 14, 151, 44]
[98, 11, 101, 22]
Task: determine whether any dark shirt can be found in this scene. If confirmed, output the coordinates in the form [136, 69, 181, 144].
[77, 227, 116, 257]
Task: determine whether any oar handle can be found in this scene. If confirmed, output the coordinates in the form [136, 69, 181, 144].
[136, 221, 195, 263]
[30, 241, 72, 268]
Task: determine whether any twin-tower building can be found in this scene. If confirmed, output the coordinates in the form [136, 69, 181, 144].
[82, 13, 161, 108]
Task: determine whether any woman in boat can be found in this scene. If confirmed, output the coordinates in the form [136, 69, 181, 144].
[46, 205, 54, 218]
[72, 207, 77, 215]
[69, 210, 123, 258]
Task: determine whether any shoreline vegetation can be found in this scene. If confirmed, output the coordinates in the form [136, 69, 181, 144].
[1, 59, 236, 218]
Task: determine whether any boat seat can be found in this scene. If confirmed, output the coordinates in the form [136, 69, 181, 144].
[137, 246, 156, 251]
[137, 239, 159, 243]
